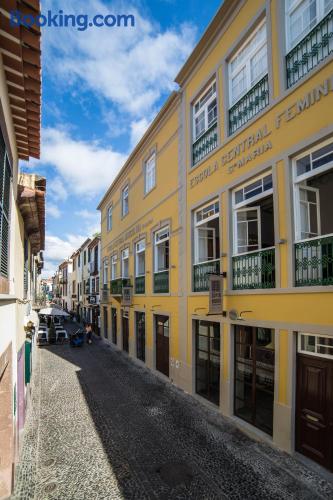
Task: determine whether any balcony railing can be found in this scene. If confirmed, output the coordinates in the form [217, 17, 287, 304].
[232, 247, 276, 290]
[295, 235, 333, 287]
[153, 270, 169, 293]
[72, 294, 77, 298]
[192, 122, 218, 166]
[110, 278, 131, 296]
[286, 9, 333, 88]
[193, 259, 220, 292]
[135, 275, 145, 294]
[229, 74, 269, 135]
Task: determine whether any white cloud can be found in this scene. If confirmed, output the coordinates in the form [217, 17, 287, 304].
[74, 209, 99, 220]
[43, 0, 196, 120]
[130, 117, 150, 148]
[40, 128, 127, 197]
[48, 177, 68, 201]
[42, 232, 88, 278]
[47, 203, 62, 219]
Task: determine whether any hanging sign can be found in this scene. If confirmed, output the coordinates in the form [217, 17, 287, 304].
[209, 275, 223, 314]
[122, 286, 133, 307]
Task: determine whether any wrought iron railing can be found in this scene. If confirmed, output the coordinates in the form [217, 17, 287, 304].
[193, 259, 220, 292]
[229, 74, 269, 135]
[232, 247, 276, 290]
[135, 275, 145, 294]
[153, 270, 169, 293]
[295, 235, 333, 286]
[192, 122, 218, 166]
[286, 9, 333, 88]
[110, 278, 131, 295]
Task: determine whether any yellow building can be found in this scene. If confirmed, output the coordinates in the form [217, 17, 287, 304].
[99, 0, 333, 473]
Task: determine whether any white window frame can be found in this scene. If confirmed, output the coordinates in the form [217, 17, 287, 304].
[233, 206, 262, 255]
[121, 248, 129, 278]
[154, 227, 170, 273]
[145, 153, 156, 194]
[192, 80, 217, 143]
[293, 138, 333, 242]
[285, 0, 332, 52]
[233, 172, 273, 209]
[229, 18, 268, 107]
[122, 185, 129, 217]
[135, 239, 145, 277]
[103, 258, 108, 286]
[107, 205, 113, 231]
[194, 199, 220, 265]
[298, 332, 333, 359]
[111, 255, 117, 280]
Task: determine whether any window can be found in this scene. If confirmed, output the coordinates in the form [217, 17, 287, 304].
[111, 255, 117, 280]
[92, 278, 95, 294]
[73, 258, 75, 271]
[193, 81, 217, 142]
[107, 205, 113, 231]
[194, 200, 220, 265]
[154, 227, 169, 273]
[0, 133, 11, 280]
[135, 239, 145, 277]
[145, 153, 156, 194]
[96, 277, 99, 292]
[285, 0, 333, 51]
[78, 254, 81, 267]
[84, 251, 86, 265]
[298, 332, 333, 359]
[233, 173, 274, 254]
[121, 248, 129, 278]
[122, 185, 129, 217]
[229, 20, 267, 106]
[103, 259, 108, 286]
[136, 312, 146, 362]
[293, 139, 333, 241]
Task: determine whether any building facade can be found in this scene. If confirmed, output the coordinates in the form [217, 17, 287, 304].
[99, 0, 333, 473]
[0, 1, 42, 496]
[87, 235, 101, 334]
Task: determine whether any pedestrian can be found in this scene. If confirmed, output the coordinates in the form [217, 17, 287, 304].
[85, 323, 93, 344]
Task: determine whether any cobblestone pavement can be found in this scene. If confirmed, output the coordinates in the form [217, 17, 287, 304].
[13, 321, 333, 500]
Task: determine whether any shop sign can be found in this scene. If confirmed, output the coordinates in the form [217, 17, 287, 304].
[122, 286, 133, 306]
[209, 275, 223, 315]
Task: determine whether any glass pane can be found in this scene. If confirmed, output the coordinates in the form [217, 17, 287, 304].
[250, 44, 267, 84]
[312, 152, 333, 171]
[309, 202, 318, 235]
[300, 200, 309, 236]
[235, 189, 243, 204]
[198, 335, 208, 352]
[263, 174, 273, 191]
[289, 0, 317, 48]
[301, 335, 315, 352]
[296, 155, 311, 176]
[318, 336, 333, 347]
[232, 67, 246, 103]
[248, 220, 259, 246]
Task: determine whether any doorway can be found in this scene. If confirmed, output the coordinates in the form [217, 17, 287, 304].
[122, 311, 129, 353]
[195, 320, 220, 405]
[111, 308, 117, 345]
[135, 312, 145, 362]
[155, 315, 169, 377]
[296, 333, 333, 472]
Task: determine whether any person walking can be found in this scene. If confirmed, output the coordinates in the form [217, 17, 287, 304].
[85, 323, 93, 344]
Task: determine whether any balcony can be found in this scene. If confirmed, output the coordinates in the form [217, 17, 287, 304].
[72, 294, 77, 299]
[135, 275, 145, 294]
[193, 259, 220, 292]
[153, 270, 169, 293]
[232, 247, 276, 290]
[110, 278, 131, 296]
[229, 74, 269, 135]
[286, 9, 333, 88]
[192, 122, 218, 166]
[295, 235, 333, 287]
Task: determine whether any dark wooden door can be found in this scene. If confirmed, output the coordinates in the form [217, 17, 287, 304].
[136, 312, 145, 362]
[155, 316, 169, 377]
[111, 309, 117, 344]
[296, 354, 333, 471]
[122, 315, 129, 353]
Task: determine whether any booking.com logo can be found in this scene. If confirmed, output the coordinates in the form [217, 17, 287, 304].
[9, 10, 135, 31]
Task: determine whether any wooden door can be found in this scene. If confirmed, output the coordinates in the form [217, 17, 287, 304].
[155, 316, 169, 377]
[296, 354, 333, 471]
[122, 315, 129, 353]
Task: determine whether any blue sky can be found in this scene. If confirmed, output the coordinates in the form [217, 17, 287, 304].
[21, 0, 222, 276]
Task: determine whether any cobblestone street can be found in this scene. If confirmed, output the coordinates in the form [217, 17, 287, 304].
[13, 322, 333, 500]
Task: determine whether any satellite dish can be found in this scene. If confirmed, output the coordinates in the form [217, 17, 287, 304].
[229, 309, 238, 321]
